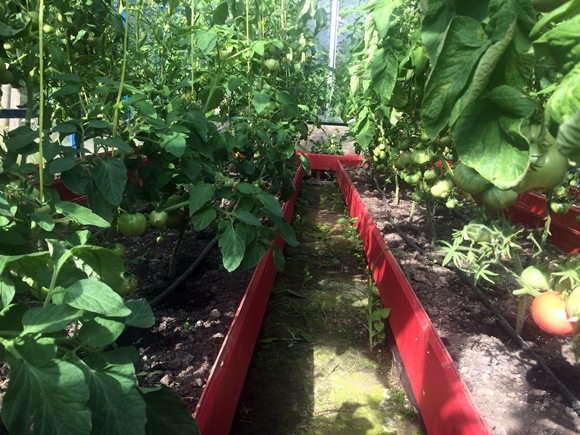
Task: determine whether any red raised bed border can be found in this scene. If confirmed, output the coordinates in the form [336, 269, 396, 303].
[506, 193, 580, 254]
[193, 166, 304, 435]
[335, 160, 491, 435]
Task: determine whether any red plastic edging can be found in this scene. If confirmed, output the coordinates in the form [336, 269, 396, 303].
[299, 151, 363, 171]
[507, 193, 580, 254]
[193, 165, 304, 435]
[336, 161, 491, 435]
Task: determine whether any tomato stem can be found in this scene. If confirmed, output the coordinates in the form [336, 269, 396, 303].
[515, 294, 527, 335]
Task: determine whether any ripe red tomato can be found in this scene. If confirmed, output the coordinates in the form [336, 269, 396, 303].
[531, 292, 577, 335]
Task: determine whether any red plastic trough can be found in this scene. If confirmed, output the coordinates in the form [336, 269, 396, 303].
[193, 166, 304, 435]
[335, 159, 491, 435]
[506, 192, 580, 254]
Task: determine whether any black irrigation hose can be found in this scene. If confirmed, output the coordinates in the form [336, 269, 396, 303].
[149, 235, 218, 307]
[371, 176, 580, 418]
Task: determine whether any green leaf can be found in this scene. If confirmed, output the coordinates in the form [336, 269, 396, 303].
[236, 211, 262, 227]
[252, 92, 270, 114]
[31, 212, 55, 232]
[22, 305, 80, 334]
[191, 206, 217, 231]
[180, 158, 202, 181]
[227, 77, 243, 94]
[134, 100, 158, 119]
[51, 84, 81, 98]
[534, 15, 580, 76]
[140, 385, 200, 435]
[272, 244, 286, 272]
[81, 352, 147, 435]
[183, 109, 209, 142]
[218, 221, 246, 272]
[452, 97, 528, 189]
[123, 299, 155, 328]
[0, 252, 51, 277]
[71, 245, 125, 292]
[0, 304, 28, 334]
[64, 279, 131, 317]
[277, 91, 299, 118]
[449, 14, 517, 126]
[0, 277, 16, 310]
[56, 201, 111, 228]
[79, 316, 125, 347]
[49, 156, 78, 174]
[5, 126, 38, 151]
[188, 183, 215, 215]
[87, 119, 113, 130]
[422, 16, 490, 138]
[256, 191, 284, 218]
[90, 156, 128, 206]
[94, 137, 134, 152]
[1, 358, 91, 435]
[236, 182, 260, 195]
[489, 85, 537, 118]
[251, 40, 266, 56]
[197, 29, 218, 54]
[160, 132, 187, 158]
[370, 47, 398, 106]
[546, 62, 580, 130]
[557, 108, 580, 162]
[373, 0, 401, 38]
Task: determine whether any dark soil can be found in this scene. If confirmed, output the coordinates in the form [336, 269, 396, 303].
[117, 226, 254, 414]
[345, 165, 580, 435]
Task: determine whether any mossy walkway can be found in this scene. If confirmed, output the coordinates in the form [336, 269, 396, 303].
[230, 178, 423, 435]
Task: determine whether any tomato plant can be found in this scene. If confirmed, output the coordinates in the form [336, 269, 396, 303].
[532, 292, 577, 335]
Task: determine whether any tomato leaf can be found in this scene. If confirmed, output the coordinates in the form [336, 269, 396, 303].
[489, 85, 537, 118]
[1, 358, 91, 435]
[140, 385, 200, 435]
[370, 47, 398, 106]
[546, 62, 580, 131]
[422, 16, 490, 138]
[160, 131, 187, 158]
[452, 97, 528, 189]
[188, 183, 215, 215]
[78, 316, 125, 347]
[0, 277, 16, 310]
[557, 107, 580, 162]
[22, 304, 80, 334]
[56, 201, 111, 228]
[123, 299, 155, 328]
[218, 221, 246, 272]
[191, 206, 216, 231]
[90, 155, 127, 206]
[71, 245, 125, 292]
[533, 15, 580, 75]
[64, 279, 131, 317]
[82, 351, 147, 435]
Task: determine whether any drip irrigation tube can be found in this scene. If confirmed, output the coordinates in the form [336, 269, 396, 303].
[371, 176, 580, 419]
[149, 235, 218, 307]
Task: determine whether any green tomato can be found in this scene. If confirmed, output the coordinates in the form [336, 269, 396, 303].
[550, 201, 569, 215]
[265, 59, 280, 73]
[115, 273, 138, 296]
[521, 265, 551, 291]
[453, 163, 491, 194]
[268, 44, 282, 57]
[481, 187, 518, 211]
[423, 168, 439, 181]
[34, 203, 52, 214]
[399, 138, 412, 151]
[156, 235, 167, 244]
[513, 145, 568, 193]
[379, 150, 387, 160]
[399, 151, 414, 169]
[420, 132, 430, 143]
[149, 210, 168, 228]
[446, 198, 459, 209]
[118, 213, 147, 237]
[403, 170, 422, 186]
[411, 149, 433, 166]
[552, 184, 568, 198]
[411, 191, 422, 202]
[111, 242, 126, 258]
[463, 221, 492, 243]
[430, 179, 454, 198]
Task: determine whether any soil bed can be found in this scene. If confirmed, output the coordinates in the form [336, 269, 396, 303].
[346, 165, 580, 435]
[117, 226, 254, 413]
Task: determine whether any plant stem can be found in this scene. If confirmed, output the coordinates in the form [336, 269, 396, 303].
[409, 200, 416, 222]
[169, 225, 186, 277]
[112, 0, 130, 140]
[515, 294, 527, 335]
[38, 0, 45, 202]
